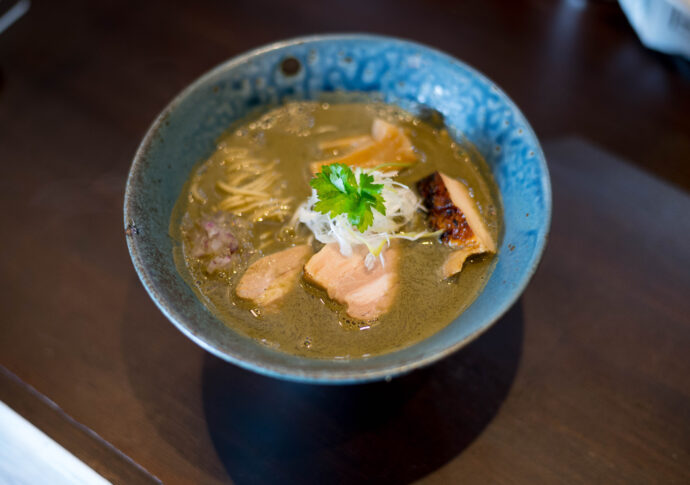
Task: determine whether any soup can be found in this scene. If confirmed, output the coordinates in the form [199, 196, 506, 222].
[170, 101, 501, 359]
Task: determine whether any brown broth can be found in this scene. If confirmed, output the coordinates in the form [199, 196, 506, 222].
[171, 101, 502, 359]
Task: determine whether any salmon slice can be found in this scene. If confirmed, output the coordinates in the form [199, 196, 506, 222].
[417, 171, 496, 279]
[236, 245, 313, 309]
[317, 135, 372, 151]
[310, 119, 417, 174]
[304, 242, 400, 321]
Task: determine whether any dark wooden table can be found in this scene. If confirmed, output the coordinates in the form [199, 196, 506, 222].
[1, 1, 689, 484]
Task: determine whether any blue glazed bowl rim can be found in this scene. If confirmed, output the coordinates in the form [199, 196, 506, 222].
[124, 33, 552, 384]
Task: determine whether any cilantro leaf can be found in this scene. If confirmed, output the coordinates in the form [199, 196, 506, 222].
[309, 163, 386, 232]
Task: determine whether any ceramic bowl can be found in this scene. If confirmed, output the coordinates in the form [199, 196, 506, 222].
[124, 34, 551, 384]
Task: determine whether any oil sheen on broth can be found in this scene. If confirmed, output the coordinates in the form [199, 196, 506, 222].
[171, 102, 501, 359]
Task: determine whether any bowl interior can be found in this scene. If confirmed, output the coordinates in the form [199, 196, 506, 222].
[124, 34, 551, 384]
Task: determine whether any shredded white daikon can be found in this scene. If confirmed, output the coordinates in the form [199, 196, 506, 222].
[296, 168, 439, 268]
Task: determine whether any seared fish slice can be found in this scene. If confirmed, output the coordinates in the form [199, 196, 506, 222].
[310, 119, 417, 174]
[417, 171, 496, 278]
[236, 245, 313, 309]
[304, 242, 400, 321]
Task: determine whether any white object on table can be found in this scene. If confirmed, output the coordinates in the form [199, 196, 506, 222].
[619, 0, 690, 59]
[0, 0, 30, 35]
[0, 401, 111, 485]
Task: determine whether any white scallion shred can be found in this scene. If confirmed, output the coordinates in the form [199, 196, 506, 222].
[296, 168, 439, 268]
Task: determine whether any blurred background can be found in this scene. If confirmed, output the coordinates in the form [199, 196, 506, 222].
[1, 0, 689, 187]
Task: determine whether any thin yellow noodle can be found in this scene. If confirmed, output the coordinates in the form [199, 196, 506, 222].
[234, 199, 279, 213]
[224, 171, 253, 186]
[257, 178, 280, 191]
[190, 181, 205, 201]
[226, 192, 266, 203]
[216, 181, 269, 197]
[238, 176, 265, 190]
[220, 199, 254, 211]
[218, 191, 269, 207]
[219, 195, 245, 205]
[214, 154, 292, 218]
[242, 177, 275, 193]
[245, 171, 278, 185]
[218, 200, 242, 210]
[218, 190, 284, 211]
[220, 199, 248, 210]
[218, 200, 233, 211]
[256, 208, 290, 220]
[286, 208, 301, 229]
[241, 180, 268, 192]
[220, 196, 268, 211]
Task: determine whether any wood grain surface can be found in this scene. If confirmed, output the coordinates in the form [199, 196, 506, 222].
[1, 1, 689, 484]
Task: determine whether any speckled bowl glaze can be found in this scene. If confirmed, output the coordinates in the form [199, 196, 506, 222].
[124, 34, 551, 384]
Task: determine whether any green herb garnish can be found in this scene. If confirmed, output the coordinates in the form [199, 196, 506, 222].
[310, 163, 386, 232]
